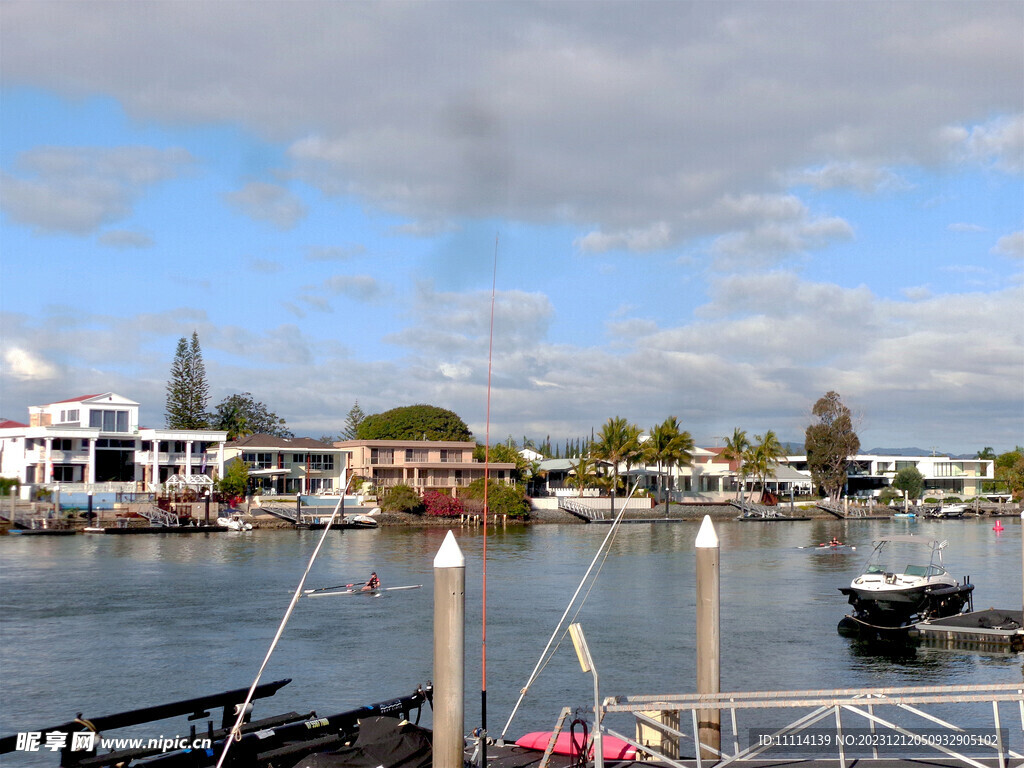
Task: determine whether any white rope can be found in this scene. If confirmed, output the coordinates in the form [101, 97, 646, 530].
[215, 482, 351, 768]
[498, 478, 640, 742]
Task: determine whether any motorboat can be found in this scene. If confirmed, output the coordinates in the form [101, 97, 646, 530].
[838, 535, 973, 634]
[924, 504, 966, 519]
[217, 513, 253, 531]
[341, 513, 379, 529]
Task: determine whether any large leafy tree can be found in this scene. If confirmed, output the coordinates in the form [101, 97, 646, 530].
[165, 332, 210, 429]
[721, 428, 750, 499]
[643, 416, 694, 509]
[995, 448, 1024, 499]
[592, 416, 642, 512]
[356, 404, 472, 441]
[463, 478, 530, 519]
[211, 392, 292, 440]
[218, 459, 250, 498]
[805, 391, 860, 501]
[892, 466, 924, 500]
[473, 442, 528, 479]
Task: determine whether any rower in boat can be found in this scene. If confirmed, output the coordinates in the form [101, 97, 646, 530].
[823, 536, 842, 547]
[362, 572, 381, 592]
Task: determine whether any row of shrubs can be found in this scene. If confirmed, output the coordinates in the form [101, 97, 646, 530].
[380, 479, 530, 520]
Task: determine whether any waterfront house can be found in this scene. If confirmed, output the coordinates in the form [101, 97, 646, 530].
[782, 452, 995, 499]
[334, 439, 516, 494]
[221, 434, 349, 495]
[0, 392, 228, 497]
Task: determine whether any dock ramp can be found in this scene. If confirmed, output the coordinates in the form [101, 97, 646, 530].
[560, 682, 1023, 768]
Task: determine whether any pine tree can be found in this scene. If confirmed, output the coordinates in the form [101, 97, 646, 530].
[165, 332, 210, 429]
[187, 332, 210, 425]
[342, 401, 366, 440]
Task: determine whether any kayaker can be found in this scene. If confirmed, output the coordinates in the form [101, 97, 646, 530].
[362, 572, 380, 591]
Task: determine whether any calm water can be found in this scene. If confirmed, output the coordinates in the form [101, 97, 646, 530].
[1, 516, 1021, 761]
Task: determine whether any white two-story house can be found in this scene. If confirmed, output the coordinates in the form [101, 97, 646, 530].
[0, 392, 228, 495]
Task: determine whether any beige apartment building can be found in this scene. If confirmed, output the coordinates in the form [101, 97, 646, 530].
[334, 439, 516, 493]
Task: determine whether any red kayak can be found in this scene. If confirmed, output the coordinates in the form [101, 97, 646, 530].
[515, 731, 637, 759]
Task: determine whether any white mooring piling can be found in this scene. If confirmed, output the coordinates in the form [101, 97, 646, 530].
[433, 530, 466, 768]
[695, 515, 720, 761]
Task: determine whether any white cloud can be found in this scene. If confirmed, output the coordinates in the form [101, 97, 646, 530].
[902, 285, 932, 301]
[224, 181, 306, 229]
[3, 347, 59, 380]
[305, 245, 366, 262]
[992, 230, 1024, 259]
[575, 222, 672, 253]
[788, 162, 909, 193]
[0, 147, 193, 234]
[97, 229, 154, 248]
[960, 114, 1024, 174]
[7, 4, 1018, 240]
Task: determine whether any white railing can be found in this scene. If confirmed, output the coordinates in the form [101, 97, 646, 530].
[135, 505, 180, 527]
[578, 682, 1024, 768]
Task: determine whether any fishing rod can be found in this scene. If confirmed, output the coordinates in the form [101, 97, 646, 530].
[479, 232, 499, 768]
[498, 477, 641, 744]
[214, 473, 357, 768]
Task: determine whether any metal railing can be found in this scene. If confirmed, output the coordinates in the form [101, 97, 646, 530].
[135, 504, 180, 527]
[559, 497, 606, 521]
[575, 682, 1023, 768]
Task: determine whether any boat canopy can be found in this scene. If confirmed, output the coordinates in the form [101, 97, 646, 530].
[871, 535, 943, 546]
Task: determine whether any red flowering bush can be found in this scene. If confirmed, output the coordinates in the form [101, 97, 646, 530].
[423, 489, 464, 517]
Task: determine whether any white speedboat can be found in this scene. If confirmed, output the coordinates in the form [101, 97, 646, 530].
[217, 513, 253, 531]
[838, 535, 973, 633]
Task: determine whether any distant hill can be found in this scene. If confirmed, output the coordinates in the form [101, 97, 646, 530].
[864, 447, 936, 456]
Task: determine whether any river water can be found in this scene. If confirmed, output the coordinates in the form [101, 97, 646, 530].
[1, 515, 1020, 762]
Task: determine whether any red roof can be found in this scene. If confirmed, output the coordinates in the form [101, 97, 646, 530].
[53, 393, 107, 403]
[0, 419, 29, 429]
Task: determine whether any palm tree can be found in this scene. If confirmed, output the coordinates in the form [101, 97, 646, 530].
[643, 416, 694, 511]
[566, 455, 598, 497]
[721, 428, 750, 499]
[748, 430, 785, 501]
[592, 416, 642, 514]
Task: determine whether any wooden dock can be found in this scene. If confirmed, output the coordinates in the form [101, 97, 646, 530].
[83, 525, 228, 534]
[912, 608, 1024, 652]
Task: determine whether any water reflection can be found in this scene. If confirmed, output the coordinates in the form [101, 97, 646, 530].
[0, 517, 1019, 762]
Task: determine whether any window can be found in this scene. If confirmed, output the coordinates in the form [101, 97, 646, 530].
[293, 454, 305, 464]
[57, 439, 73, 451]
[309, 454, 334, 471]
[371, 449, 394, 465]
[405, 449, 429, 462]
[52, 465, 75, 482]
[58, 409, 80, 424]
[440, 449, 462, 463]
[90, 409, 129, 432]
[242, 452, 273, 469]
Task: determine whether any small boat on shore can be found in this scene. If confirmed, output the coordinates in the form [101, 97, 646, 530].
[216, 513, 253, 531]
[924, 504, 966, 519]
[736, 509, 810, 521]
[341, 513, 379, 529]
[838, 535, 973, 637]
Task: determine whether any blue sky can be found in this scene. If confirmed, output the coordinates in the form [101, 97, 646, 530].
[1, 2, 1022, 454]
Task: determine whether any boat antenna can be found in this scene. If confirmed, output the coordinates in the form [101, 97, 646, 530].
[480, 232, 498, 765]
[215, 472, 356, 768]
[498, 476, 641, 743]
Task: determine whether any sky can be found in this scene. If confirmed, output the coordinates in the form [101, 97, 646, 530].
[1, 1, 1022, 455]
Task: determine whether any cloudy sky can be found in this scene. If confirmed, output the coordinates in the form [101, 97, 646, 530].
[1, 2, 1022, 454]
